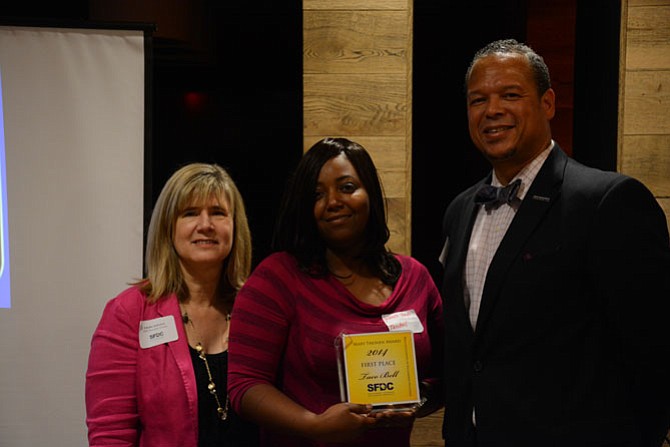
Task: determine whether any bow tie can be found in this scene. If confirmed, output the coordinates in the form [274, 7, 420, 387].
[474, 179, 522, 209]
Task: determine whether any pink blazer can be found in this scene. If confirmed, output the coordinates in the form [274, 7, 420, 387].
[86, 287, 198, 447]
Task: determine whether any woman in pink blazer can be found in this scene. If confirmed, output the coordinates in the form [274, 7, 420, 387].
[85, 163, 258, 447]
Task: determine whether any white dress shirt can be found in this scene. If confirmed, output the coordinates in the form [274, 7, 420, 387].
[464, 142, 555, 329]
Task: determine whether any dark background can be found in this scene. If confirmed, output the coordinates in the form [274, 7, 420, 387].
[0, 2, 304, 266]
[1, 1, 620, 279]
[412, 0, 620, 281]
[147, 3, 304, 266]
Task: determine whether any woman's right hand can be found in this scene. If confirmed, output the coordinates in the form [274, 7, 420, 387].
[238, 385, 378, 442]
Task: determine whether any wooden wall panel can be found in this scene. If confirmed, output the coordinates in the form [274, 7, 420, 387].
[622, 70, 670, 135]
[304, 74, 407, 136]
[386, 197, 407, 255]
[411, 410, 444, 447]
[304, 0, 409, 10]
[304, 11, 408, 74]
[620, 0, 670, 233]
[628, 0, 670, 6]
[626, 4, 670, 69]
[621, 135, 670, 196]
[303, 0, 412, 254]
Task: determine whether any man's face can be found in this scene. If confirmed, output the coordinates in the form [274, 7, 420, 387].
[466, 53, 555, 177]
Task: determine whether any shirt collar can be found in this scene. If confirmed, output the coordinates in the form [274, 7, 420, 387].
[491, 140, 554, 200]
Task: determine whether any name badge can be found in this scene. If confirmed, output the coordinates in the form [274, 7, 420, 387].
[382, 309, 424, 334]
[139, 315, 178, 349]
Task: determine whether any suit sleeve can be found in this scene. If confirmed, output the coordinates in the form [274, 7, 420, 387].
[592, 176, 670, 445]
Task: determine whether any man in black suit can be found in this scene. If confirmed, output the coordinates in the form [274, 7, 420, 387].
[439, 39, 670, 446]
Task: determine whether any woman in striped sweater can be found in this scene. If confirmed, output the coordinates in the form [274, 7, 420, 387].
[227, 137, 444, 447]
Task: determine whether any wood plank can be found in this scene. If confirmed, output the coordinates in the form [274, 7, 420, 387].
[386, 196, 409, 255]
[628, 0, 670, 6]
[411, 409, 444, 446]
[623, 70, 670, 134]
[304, 11, 408, 74]
[626, 5, 670, 69]
[353, 136, 407, 171]
[304, 74, 407, 136]
[304, 0, 409, 10]
[621, 135, 670, 196]
[378, 170, 407, 199]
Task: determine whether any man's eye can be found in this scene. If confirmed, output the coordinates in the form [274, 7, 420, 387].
[503, 93, 521, 99]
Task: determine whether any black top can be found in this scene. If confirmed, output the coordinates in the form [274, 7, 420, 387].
[189, 346, 260, 447]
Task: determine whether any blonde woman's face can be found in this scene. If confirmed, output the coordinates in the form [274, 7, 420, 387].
[173, 195, 234, 272]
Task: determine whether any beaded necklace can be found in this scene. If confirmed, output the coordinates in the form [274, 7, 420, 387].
[181, 310, 230, 421]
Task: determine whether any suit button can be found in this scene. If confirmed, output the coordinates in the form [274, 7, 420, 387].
[473, 361, 483, 372]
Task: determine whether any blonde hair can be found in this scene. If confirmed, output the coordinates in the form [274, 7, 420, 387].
[135, 163, 252, 304]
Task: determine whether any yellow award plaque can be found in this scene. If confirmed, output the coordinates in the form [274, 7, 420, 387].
[338, 330, 420, 409]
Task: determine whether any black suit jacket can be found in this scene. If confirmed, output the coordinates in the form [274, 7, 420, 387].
[440, 146, 670, 446]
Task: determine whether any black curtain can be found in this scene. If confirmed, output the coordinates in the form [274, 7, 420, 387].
[572, 0, 621, 171]
[412, 0, 528, 282]
[151, 3, 303, 267]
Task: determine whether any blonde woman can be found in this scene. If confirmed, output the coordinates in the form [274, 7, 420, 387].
[86, 163, 258, 447]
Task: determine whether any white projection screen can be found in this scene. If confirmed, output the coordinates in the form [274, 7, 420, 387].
[0, 24, 148, 446]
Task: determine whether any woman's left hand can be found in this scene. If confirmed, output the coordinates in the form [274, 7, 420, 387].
[368, 406, 417, 429]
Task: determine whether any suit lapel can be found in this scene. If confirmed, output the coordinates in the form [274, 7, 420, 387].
[475, 147, 567, 334]
[448, 178, 490, 339]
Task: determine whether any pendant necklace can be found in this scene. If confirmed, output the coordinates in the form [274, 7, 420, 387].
[181, 309, 230, 421]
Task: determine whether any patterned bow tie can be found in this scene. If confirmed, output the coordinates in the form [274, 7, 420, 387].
[474, 179, 522, 209]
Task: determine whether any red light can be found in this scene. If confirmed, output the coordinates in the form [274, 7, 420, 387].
[184, 92, 206, 111]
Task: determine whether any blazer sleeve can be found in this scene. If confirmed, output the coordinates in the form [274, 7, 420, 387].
[85, 291, 142, 447]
